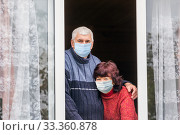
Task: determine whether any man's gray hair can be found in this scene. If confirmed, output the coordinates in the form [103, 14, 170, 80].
[72, 26, 94, 41]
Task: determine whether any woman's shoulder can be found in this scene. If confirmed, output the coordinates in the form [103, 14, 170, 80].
[118, 86, 132, 100]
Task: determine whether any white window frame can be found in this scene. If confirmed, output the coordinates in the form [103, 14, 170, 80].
[48, 0, 55, 120]
[55, 0, 148, 120]
[55, 0, 65, 120]
[136, 0, 148, 120]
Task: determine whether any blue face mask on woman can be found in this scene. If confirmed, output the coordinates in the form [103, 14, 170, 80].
[95, 80, 113, 94]
[74, 42, 92, 57]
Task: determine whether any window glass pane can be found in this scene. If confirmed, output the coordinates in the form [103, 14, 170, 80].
[35, 0, 55, 120]
[147, 0, 180, 120]
[146, 0, 156, 120]
[0, 0, 54, 120]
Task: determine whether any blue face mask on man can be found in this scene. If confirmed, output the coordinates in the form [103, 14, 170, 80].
[74, 42, 92, 58]
[95, 80, 113, 94]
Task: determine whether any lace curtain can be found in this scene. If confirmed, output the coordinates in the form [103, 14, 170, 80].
[151, 0, 180, 119]
[0, 0, 41, 119]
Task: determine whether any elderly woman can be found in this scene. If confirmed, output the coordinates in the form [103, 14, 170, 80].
[94, 61, 138, 120]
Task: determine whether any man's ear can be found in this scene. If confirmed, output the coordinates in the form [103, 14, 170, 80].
[71, 40, 75, 49]
[90, 42, 94, 50]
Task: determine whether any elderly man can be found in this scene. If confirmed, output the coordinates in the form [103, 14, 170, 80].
[65, 26, 137, 120]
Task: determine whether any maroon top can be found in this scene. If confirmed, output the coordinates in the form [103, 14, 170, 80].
[101, 86, 138, 120]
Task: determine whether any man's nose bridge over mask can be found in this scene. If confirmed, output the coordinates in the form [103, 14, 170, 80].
[82, 40, 87, 44]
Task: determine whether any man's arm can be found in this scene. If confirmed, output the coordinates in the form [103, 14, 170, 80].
[65, 70, 83, 120]
[122, 80, 137, 100]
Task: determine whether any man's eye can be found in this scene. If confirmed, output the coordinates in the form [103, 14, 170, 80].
[78, 40, 83, 43]
[85, 40, 90, 43]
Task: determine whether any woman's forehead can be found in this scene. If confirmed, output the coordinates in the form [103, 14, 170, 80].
[97, 76, 111, 79]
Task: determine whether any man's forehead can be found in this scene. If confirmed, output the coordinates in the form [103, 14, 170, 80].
[75, 33, 92, 40]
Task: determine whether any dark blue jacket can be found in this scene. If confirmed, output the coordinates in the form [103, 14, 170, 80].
[65, 48, 104, 120]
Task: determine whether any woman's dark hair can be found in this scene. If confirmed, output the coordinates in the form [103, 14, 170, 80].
[93, 60, 123, 92]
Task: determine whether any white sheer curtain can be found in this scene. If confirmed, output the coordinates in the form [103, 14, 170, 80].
[0, 0, 41, 120]
[151, 0, 180, 120]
